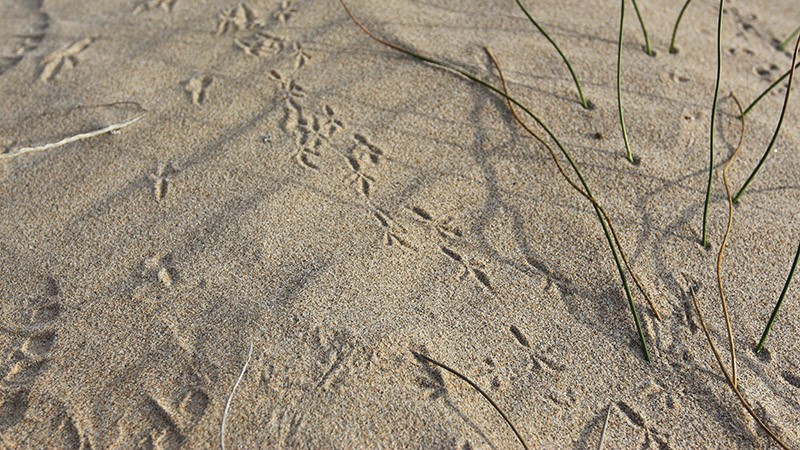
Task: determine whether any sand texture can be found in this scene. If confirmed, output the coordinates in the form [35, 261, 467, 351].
[1, 0, 800, 448]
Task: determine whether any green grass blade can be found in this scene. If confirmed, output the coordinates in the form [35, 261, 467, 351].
[778, 24, 800, 51]
[339, 0, 652, 362]
[756, 240, 800, 353]
[630, 0, 654, 56]
[617, 0, 634, 163]
[741, 61, 800, 118]
[701, 0, 725, 248]
[514, 0, 588, 109]
[669, 0, 694, 54]
[733, 35, 800, 203]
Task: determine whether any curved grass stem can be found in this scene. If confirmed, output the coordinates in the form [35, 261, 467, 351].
[778, 24, 800, 51]
[669, 0, 694, 54]
[733, 35, 800, 203]
[717, 93, 745, 388]
[412, 352, 530, 450]
[701, 0, 725, 248]
[686, 283, 790, 450]
[755, 240, 800, 353]
[514, 0, 588, 109]
[630, 0, 653, 56]
[617, 0, 634, 163]
[338, 0, 652, 361]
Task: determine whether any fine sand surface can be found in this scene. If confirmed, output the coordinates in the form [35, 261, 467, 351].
[1, 0, 799, 448]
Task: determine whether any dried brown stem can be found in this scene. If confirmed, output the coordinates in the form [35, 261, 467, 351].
[686, 283, 789, 449]
[716, 94, 745, 388]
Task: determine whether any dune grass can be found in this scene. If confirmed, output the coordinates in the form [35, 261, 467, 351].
[688, 96, 790, 449]
[741, 61, 800, 118]
[733, 35, 800, 203]
[340, 0, 655, 361]
[669, 0, 694, 54]
[617, 0, 634, 163]
[629, 0, 654, 56]
[412, 351, 530, 450]
[701, 0, 725, 248]
[486, 48, 661, 320]
[514, 0, 588, 109]
[715, 93, 745, 388]
[686, 282, 789, 449]
[756, 239, 800, 353]
[778, 24, 800, 51]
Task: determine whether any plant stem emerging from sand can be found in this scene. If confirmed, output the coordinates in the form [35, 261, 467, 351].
[339, 0, 653, 361]
[756, 240, 800, 353]
[741, 61, 800, 118]
[0, 116, 143, 160]
[778, 24, 800, 51]
[686, 282, 790, 449]
[629, 0, 654, 56]
[412, 352, 530, 450]
[486, 48, 661, 323]
[669, 0, 693, 54]
[220, 341, 253, 450]
[597, 404, 613, 450]
[716, 93, 745, 388]
[701, 0, 724, 248]
[617, 0, 634, 163]
[733, 35, 800, 203]
[514, 0, 588, 109]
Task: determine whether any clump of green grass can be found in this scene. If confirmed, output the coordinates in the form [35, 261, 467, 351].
[701, 0, 725, 248]
[514, 0, 588, 109]
[339, 0, 658, 362]
[412, 351, 530, 449]
[755, 240, 800, 353]
[733, 34, 800, 203]
[669, 0, 694, 54]
[777, 24, 800, 51]
[617, 0, 634, 163]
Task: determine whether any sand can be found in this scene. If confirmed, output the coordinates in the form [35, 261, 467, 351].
[1, 0, 799, 448]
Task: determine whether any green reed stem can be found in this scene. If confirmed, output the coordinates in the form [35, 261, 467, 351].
[630, 0, 653, 56]
[733, 35, 800, 204]
[756, 240, 800, 353]
[617, 0, 634, 163]
[741, 62, 800, 118]
[514, 0, 588, 109]
[669, 0, 694, 54]
[778, 24, 800, 51]
[339, 0, 651, 362]
[701, 0, 724, 248]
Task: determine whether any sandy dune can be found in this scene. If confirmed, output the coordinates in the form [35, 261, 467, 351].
[1, 0, 799, 448]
